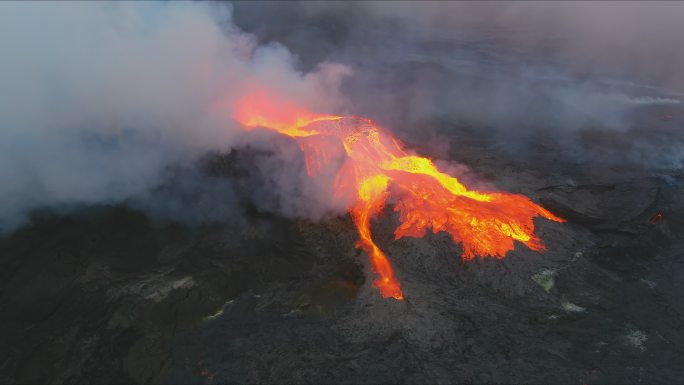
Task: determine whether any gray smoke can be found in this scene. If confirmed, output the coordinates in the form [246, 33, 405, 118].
[231, 1, 684, 170]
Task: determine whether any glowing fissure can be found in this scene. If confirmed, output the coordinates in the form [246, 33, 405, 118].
[233, 91, 564, 300]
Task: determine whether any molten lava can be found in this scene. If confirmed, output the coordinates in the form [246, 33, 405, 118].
[649, 211, 664, 224]
[233, 91, 564, 300]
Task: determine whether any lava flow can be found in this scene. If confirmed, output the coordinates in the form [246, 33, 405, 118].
[233, 90, 565, 300]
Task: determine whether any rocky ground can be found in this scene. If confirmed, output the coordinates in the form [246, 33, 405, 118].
[2, 104, 684, 384]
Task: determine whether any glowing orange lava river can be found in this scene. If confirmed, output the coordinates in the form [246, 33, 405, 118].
[233, 90, 565, 300]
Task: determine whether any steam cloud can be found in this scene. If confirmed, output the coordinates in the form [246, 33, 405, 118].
[1, 1, 683, 232]
[0, 1, 349, 232]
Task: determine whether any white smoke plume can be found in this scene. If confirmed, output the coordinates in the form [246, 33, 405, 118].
[0, 1, 350, 231]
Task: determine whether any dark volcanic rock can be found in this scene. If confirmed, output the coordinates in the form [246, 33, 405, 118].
[3, 127, 684, 384]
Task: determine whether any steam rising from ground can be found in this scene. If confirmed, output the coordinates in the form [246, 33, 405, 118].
[0, 1, 349, 231]
[1, 1, 683, 232]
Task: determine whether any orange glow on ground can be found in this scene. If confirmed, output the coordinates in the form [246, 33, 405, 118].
[233, 91, 564, 300]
